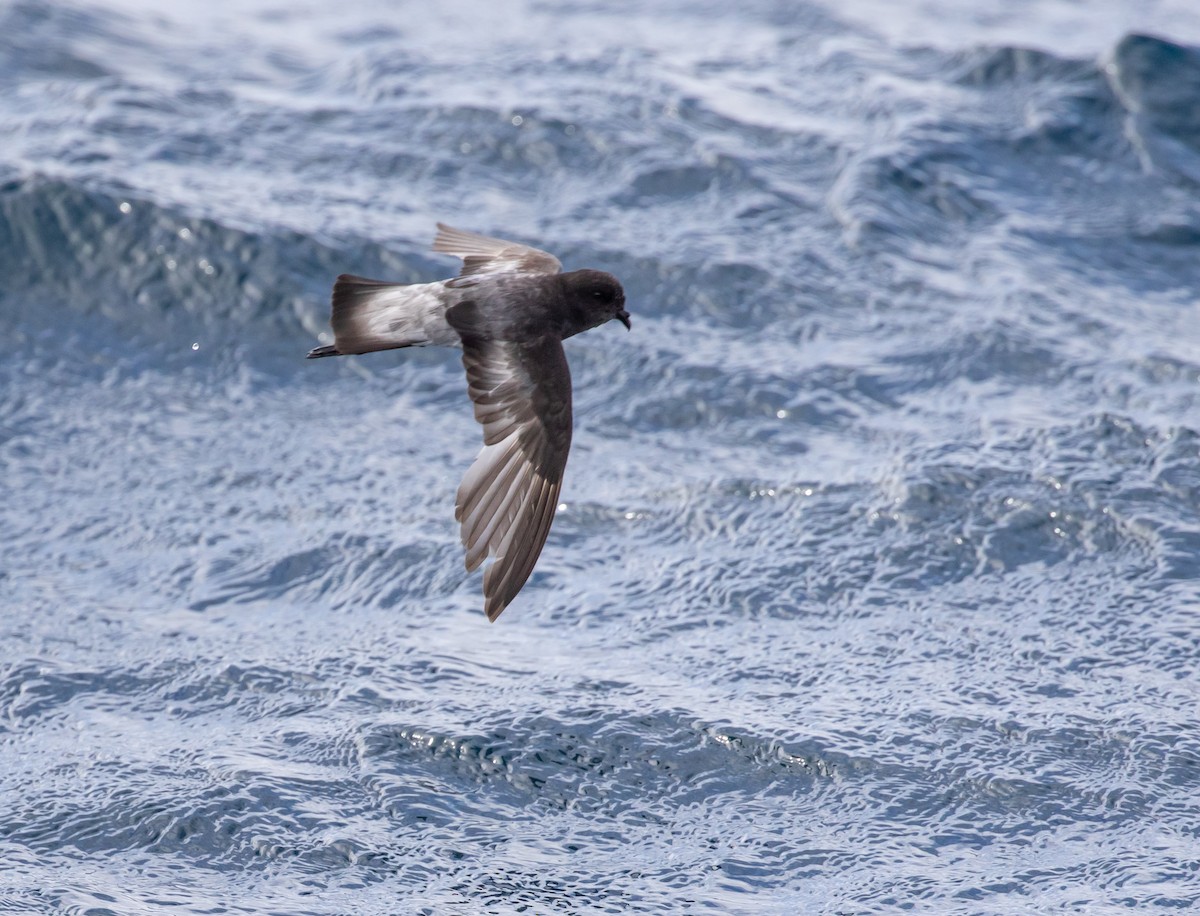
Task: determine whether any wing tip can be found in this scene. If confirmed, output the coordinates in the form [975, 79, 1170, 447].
[431, 222, 516, 257]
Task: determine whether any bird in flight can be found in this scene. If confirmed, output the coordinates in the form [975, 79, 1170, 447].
[308, 223, 630, 621]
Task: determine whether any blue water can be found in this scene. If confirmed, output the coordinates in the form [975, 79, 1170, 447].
[4, 0, 1200, 912]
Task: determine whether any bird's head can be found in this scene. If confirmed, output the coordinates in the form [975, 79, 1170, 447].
[559, 269, 631, 337]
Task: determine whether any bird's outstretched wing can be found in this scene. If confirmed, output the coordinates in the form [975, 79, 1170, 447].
[433, 223, 562, 284]
[447, 301, 572, 620]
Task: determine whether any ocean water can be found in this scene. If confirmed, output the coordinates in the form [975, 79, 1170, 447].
[4, 0, 1200, 912]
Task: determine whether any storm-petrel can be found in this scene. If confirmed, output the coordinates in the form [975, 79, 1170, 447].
[308, 223, 630, 620]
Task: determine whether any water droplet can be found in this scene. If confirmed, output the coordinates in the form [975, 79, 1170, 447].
[191, 342, 199, 351]
[178, 227, 192, 240]
[118, 201, 131, 214]
[557, 503, 567, 512]
[776, 409, 788, 419]
[511, 115, 524, 126]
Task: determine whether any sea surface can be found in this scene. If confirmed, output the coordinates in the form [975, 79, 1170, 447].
[4, 0, 1200, 912]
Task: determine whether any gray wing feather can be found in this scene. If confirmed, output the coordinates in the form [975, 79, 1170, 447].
[451, 327, 573, 621]
[433, 223, 562, 281]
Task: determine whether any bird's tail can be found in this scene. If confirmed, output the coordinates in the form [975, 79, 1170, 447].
[308, 275, 456, 358]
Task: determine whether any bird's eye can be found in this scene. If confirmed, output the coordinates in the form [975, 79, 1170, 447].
[592, 288, 609, 301]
